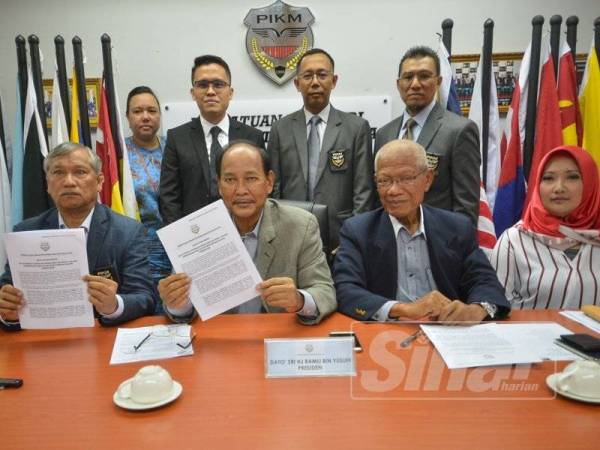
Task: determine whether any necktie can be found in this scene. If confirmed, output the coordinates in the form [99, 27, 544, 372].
[403, 117, 416, 140]
[209, 126, 222, 201]
[307, 115, 322, 200]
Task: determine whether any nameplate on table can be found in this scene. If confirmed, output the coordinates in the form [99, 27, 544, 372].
[264, 337, 356, 378]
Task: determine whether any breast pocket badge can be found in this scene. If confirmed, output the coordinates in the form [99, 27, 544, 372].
[329, 149, 347, 171]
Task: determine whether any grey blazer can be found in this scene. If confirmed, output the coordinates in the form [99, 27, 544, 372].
[268, 106, 375, 250]
[374, 102, 480, 224]
[159, 116, 265, 225]
[166, 199, 336, 325]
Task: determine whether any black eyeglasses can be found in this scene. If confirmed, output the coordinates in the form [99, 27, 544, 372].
[192, 79, 230, 90]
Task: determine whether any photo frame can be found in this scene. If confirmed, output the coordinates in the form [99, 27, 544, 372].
[42, 77, 101, 129]
[450, 52, 588, 116]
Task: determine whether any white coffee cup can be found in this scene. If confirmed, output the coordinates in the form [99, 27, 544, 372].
[556, 360, 600, 398]
[118, 365, 174, 404]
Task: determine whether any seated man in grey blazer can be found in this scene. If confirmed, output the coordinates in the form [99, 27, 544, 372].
[267, 48, 375, 252]
[375, 46, 480, 224]
[159, 55, 265, 225]
[159, 140, 336, 325]
[0, 142, 155, 330]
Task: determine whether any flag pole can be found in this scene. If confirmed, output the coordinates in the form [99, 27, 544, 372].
[100, 34, 122, 159]
[15, 35, 27, 122]
[441, 19, 453, 55]
[72, 36, 91, 147]
[523, 15, 544, 180]
[54, 35, 71, 136]
[566, 16, 579, 60]
[481, 19, 494, 189]
[595, 17, 600, 63]
[550, 15, 562, 79]
[27, 34, 49, 148]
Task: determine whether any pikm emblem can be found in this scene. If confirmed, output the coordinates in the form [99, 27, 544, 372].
[244, 1, 315, 85]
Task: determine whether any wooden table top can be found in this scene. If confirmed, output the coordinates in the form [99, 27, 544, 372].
[1, 311, 599, 450]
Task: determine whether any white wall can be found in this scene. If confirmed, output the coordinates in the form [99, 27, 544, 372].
[0, 0, 597, 140]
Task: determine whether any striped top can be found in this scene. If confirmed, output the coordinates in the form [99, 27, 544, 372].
[491, 224, 600, 310]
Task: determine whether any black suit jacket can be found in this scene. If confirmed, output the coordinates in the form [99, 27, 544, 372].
[333, 205, 510, 321]
[159, 116, 265, 224]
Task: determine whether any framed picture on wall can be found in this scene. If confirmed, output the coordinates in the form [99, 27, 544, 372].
[450, 52, 588, 116]
[42, 77, 101, 129]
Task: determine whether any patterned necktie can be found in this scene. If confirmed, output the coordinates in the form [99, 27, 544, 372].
[307, 115, 322, 200]
[209, 126, 222, 200]
[403, 117, 416, 140]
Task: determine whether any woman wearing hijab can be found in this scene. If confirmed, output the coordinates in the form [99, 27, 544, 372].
[491, 146, 600, 309]
[125, 86, 171, 314]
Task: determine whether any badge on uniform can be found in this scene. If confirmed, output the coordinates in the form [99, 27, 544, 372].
[93, 265, 118, 283]
[329, 149, 347, 171]
[426, 153, 440, 174]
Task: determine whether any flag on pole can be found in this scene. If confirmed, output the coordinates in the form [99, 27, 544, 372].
[437, 41, 462, 114]
[493, 43, 530, 236]
[558, 42, 583, 146]
[11, 78, 24, 226]
[579, 40, 600, 167]
[95, 78, 124, 214]
[526, 34, 562, 202]
[50, 68, 69, 149]
[437, 40, 496, 253]
[23, 66, 51, 219]
[112, 81, 139, 220]
[69, 68, 81, 144]
[468, 52, 501, 210]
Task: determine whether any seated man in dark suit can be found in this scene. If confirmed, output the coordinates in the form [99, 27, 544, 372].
[334, 139, 509, 323]
[158, 140, 336, 325]
[0, 142, 155, 330]
[159, 55, 265, 225]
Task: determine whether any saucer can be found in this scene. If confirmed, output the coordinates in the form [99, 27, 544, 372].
[546, 373, 600, 404]
[113, 380, 183, 410]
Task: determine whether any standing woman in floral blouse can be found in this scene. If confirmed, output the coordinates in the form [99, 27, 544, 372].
[125, 86, 171, 314]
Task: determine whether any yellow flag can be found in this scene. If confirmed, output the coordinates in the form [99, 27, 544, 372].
[579, 45, 600, 167]
[69, 68, 80, 143]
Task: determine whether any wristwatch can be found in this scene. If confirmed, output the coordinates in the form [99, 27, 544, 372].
[474, 302, 498, 320]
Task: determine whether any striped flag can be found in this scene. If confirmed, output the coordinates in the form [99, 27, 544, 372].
[112, 81, 139, 220]
[50, 69, 69, 149]
[22, 66, 51, 219]
[493, 42, 530, 236]
[579, 40, 600, 167]
[437, 40, 496, 254]
[557, 42, 583, 146]
[95, 78, 124, 214]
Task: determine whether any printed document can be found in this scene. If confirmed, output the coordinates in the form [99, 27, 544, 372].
[421, 322, 577, 369]
[4, 228, 93, 329]
[157, 201, 262, 320]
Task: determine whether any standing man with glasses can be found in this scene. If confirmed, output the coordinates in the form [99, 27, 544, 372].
[159, 55, 264, 225]
[268, 48, 375, 254]
[375, 46, 480, 224]
[333, 139, 509, 323]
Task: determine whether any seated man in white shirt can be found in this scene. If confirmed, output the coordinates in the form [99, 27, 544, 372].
[159, 140, 336, 325]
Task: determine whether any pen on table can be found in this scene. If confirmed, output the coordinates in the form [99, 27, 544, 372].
[177, 333, 196, 350]
[400, 330, 423, 348]
[133, 333, 152, 352]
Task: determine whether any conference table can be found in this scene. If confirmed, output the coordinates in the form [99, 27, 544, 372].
[1, 310, 599, 450]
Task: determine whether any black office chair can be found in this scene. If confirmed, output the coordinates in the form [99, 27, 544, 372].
[275, 199, 331, 262]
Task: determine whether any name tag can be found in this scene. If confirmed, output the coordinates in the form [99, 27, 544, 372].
[264, 337, 356, 378]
